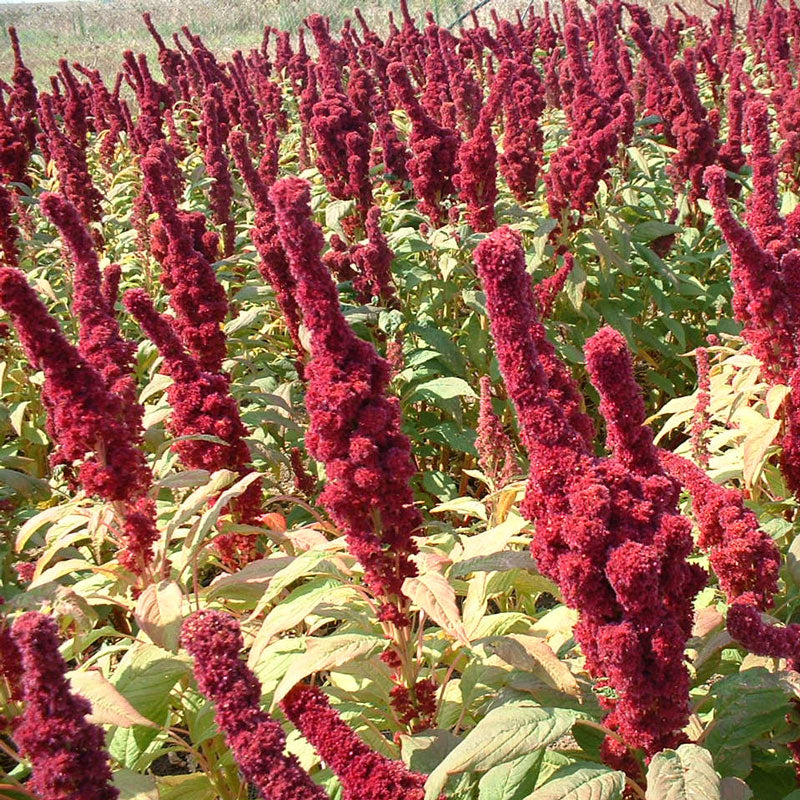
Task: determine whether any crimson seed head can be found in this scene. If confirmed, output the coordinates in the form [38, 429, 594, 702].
[281, 683, 432, 800]
[12, 612, 119, 800]
[270, 177, 420, 597]
[181, 611, 327, 800]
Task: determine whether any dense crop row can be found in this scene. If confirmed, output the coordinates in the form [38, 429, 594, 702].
[1, 1, 800, 798]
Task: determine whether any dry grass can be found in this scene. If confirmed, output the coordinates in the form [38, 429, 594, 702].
[0, 0, 734, 86]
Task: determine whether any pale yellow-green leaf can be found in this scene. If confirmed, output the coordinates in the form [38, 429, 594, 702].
[156, 773, 217, 800]
[742, 417, 781, 487]
[67, 670, 158, 729]
[765, 384, 792, 418]
[645, 744, 721, 800]
[134, 581, 185, 652]
[271, 634, 383, 707]
[431, 496, 488, 521]
[488, 635, 580, 697]
[113, 770, 158, 800]
[403, 571, 470, 646]
[529, 765, 625, 799]
[424, 702, 578, 800]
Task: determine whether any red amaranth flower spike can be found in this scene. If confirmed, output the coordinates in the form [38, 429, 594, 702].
[475, 376, 518, 485]
[690, 347, 712, 468]
[38, 93, 103, 228]
[0, 182, 20, 267]
[659, 451, 780, 608]
[475, 228, 705, 756]
[281, 683, 434, 800]
[40, 192, 142, 438]
[351, 207, 398, 305]
[228, 130, 304, 365]
[387, 61, 459, 227]
[534, 252, 574, 319]
[181, 611, 328, 800]
[7, 27, 38, 147]
[123, 289, 261, 566]
[11, 612, 118, 800]
[201, 86, 235, 256]
[141, 144, 229, 374]
[270, 177, 420, 598]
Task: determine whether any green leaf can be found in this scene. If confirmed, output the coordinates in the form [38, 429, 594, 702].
[156, 774, 217, 800]
[108, 644, 190, 768]
[424, 702, 578, 800]
[645, 744, 721, 799]
[410, 377, 477, 403]
[409, 324, 467, 376]
[113, 770, 158, 800]
[478, 751, 544, 800]
[705, 668, 791, 776]
[271, 634, 383, 707]
[632, 220, 682, 243]
[529, 763, 626, 800]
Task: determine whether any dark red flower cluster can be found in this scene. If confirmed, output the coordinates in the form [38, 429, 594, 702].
[141, 145, 229, 374]
[0, 182, 20, 267]
[281, 683, 432, 800]
[690, 346, 712, 468]
[545, 23, 629, 226]
[704, 165, 800, 384]
[387, 61, 459, 227]
[475, 227, 705, 756]
[11, 612, 119, 800]
[533, 252, 574, 319]
[123, 289, 261, 566]
[228, 130, 304, 363]
[498, 55, 546, 204]
[38, 93, 103, 227]
[0, 88, 29, 186]
[7, 27, 38, 147]
[181, 611, 328, 800]
[270, 177, 420, 598]
[201, 87, 235, 256]
[475, 376, 518, 486]
[0, 268, 151, 502]
[350, 206, 398, 305]
[667, 59, 720, 201]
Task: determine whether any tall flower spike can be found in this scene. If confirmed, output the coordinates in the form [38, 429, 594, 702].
[386, 61, 459, 227]
[270, 177, 420, 598]
[351, 206, 398, 306]
[141, 144, 229, 374]
[180, 611, 328, 800]
[475, 229, 705, 757]
[40, 192, 142, 437]
[691, 346, 711, 468]
[8, 27, 38, 147]
[0, 182, 20, 267]
[281, 683, 431, 800]
[0, 268, 151, 504]
[228, 130, 304, 364]
[201, 87, 235, 256]
[475, 376, 518, 485]
[123, 289, 261, 567]
[12, 612, 118, 800]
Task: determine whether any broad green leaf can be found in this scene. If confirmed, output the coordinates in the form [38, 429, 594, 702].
[67, 669, 158, 729]
[271, 634, 383, 707]
[134, 581, 185, 652]
[403, 571, 470, 645]
[156, 774, 217, 800]
[485, 635, 580, 697]
[113, 770, 158, 800]
[247, 579, 354, 667]
[424, 702, 578, 800]
[645, 744, 721, 799]
[528, 763, 626, 800]
[479, 751, 544, 800]
[705, 668, 790, 776]
[742, 418, 781, 487]
[410, 376, 477, 403]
